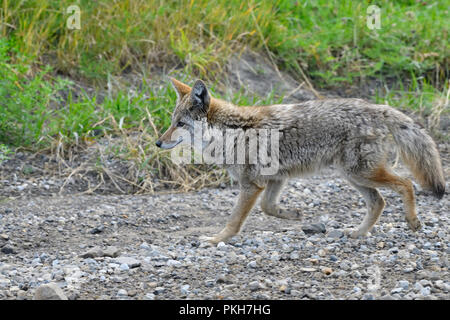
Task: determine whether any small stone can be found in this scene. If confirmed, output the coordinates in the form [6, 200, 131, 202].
[339, 261, 351, 271]
[248, 281, 262, 291]
[420, 287, 431, 296]
[300, 267, 316, 272]
[154, 287, 165, 295]
[247, 261, 257, 268]
[321, 267, 333, 275]
[103, 246, 120, 258]
[119, 263, 129, 271]
[329, 255, 338, 262]
[217, 242, 228, 251]
[117, 289, 128, 297]
[398, 280, 409, 290]
[180, 285, 190, 295]
[1, 246, 15, 254]
[140, 242, 150, 250]
[279, 284, 287, 292]
[290, 290, 301, 297]
[167, 259, 182, 268]
[419, 279, 432, 287]
[145, 293, 155, 300]
[80, 246, 103, 258]
[353, 286, 362, 294]
[362, 293, 375, 300]
[389, 247, 399, 254]
[90, 226, 105, 234]
[434, 280, 444, 290]
[327, 229, 344, 239]
[270, 252, 281, 262]
[114, 257, 141, 268]
[33, 283, 68, 300]
[290, 252, 299, 260]
[302, 223, 326, 235]
[391, 287, 403, 294]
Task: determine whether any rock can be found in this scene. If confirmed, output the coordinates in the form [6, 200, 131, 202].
[117, 289, 128, 297]
[80, 246, 103, 258]
[154, 287, 165, 295]
[321, 267, 333, 275]
[300, 267, 316, 272]
[0, 275, 11, 288]
[398, 280, 409, 290]
[302, 223, 326, 235]
[388, 247, 399, 254]
[217, 242, 228, 251]
[248, 281, 262, 291]
[119, 263, 129, 271]
[289, 252, 299, 260]
[33, 283, 68, 300]
[339, 261, 351, 271]
[114, 257, 141, 268]
[327, 229, 344, 239]
[391, 287, 403, 294]
[1, 246, 15, 254]
[362, 293, 375, 300]
[144, 293, 155, 300]
[180, 284, 190, 295]
[247, 261, 257, 268]
[420, 287, 431, 296]
[167, 259, 182, 268]
[90, 225, 105, 234]
[103, 246, 120, 258]
[419, 279, 431, 287]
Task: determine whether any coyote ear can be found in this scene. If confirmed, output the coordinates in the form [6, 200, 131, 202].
[191, 80, 210, 113]
[169, 77, 191, 99]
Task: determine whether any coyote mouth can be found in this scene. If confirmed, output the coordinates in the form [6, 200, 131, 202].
[156, 136, 183, 149]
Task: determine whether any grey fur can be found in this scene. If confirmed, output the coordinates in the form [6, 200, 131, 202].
[159, 80, 446, 244]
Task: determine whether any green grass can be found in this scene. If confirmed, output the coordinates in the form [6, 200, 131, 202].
[1, 0, 447, 87]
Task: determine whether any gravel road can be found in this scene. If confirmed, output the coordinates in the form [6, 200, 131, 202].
[0, 146, 448, 300]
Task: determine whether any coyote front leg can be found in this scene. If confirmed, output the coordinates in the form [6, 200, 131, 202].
[201, 182, 264, 244]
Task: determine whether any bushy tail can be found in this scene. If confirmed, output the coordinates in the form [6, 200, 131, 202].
[386, 109, 445, 199]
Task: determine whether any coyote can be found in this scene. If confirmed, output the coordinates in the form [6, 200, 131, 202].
[156, 78, 445, 244]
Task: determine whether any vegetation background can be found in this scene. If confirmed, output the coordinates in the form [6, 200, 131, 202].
[0, 0, 448, 193]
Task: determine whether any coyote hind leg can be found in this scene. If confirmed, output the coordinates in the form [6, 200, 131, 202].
[369, 166, 421, 232]
[260, 179, 302, 220]
[345, 180, 385, 238]
[346, 166, 421, 236]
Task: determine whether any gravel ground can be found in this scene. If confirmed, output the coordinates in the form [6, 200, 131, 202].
[0, 146, 448, 300]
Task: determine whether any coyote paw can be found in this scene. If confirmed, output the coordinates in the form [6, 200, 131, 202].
[407, 218, 422, 232]
[262, 207, 302, 221]
[199, 235, 223, 245]
[343, 228, 367, 239]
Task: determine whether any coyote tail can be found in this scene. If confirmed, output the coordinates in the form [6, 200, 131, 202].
[386, 110, 445, 199]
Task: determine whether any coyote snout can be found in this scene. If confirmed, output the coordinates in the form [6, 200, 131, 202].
[156, 78, 445, 245]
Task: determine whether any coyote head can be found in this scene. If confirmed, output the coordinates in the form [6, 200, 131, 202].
[155, 78, 210, 149]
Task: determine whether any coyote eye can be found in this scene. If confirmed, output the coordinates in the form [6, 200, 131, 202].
[177, 121, 185, 127]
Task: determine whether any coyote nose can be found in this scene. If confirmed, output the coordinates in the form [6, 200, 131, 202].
[155, 140, 162, 148]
